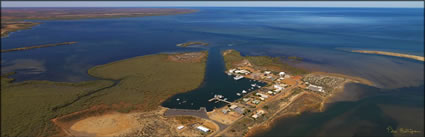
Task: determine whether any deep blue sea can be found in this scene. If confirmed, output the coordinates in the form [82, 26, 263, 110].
[1, 7, 423, 136]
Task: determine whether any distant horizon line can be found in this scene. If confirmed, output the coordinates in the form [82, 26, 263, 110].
[2, 6, 423, 8]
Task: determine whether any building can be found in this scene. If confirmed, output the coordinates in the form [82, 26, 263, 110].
[177, 125, 185, 130]
[256, 93, 269, 98]
[257, 110, 265, 115]
[273, 84, 284, 92]
[252, 114, 259, 119]
[230, 104, 238, 109]
[235, 69, 250, 75]
[307, 84, 324, 92]
[228, 69, 236, 73]
[234, 107, 245, 114]
[243, 98, 251, 102]
[197, 125, 210, 133]
[252, 100, 261, 104]
[279, 72, 285, 77]
[264, 71, 271, 75]
[267, 91, 274, 94]
[259, 97, 266, 101]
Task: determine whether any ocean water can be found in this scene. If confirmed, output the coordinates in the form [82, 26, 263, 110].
[1, 7, 423, 136]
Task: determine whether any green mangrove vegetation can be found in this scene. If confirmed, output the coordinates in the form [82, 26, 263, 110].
[1, 51, 208, 136]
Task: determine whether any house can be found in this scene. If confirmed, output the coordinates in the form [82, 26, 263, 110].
[256, 93, 269, 98]
[230, 104, 238, 109]
[264, 71, 271, 75]
[243, 98, 251, 102]
[177, 125, 185, 130]
[252, 100, 261, 104]
[197, 125, 210, 133]
[259, 97, 265, 101]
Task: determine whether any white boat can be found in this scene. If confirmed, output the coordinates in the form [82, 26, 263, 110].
[223, 98, 228, 101]
[234, 75, 244, 80]
[251, 84, 257, 87]
[176, 98, 180, 101]
[242, 90, 247, 94]
[217, 95, 224, 99]
[236, 93, 241, 96]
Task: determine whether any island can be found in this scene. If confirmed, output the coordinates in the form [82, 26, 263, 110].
[177, 41, 209, 47]
[1, 42, 78, 53]
[1, 8, 198, 38]
[1, 49, 375, 137]
[352, 50, 424, 62]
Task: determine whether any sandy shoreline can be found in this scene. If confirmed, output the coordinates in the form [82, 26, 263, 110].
[352, 50, 424, 62]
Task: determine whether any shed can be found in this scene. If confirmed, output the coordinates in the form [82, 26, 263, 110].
[197, 125, 210, 133]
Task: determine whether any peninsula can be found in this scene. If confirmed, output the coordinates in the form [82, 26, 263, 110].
[177, 41, 209, 47]
[352, 50, 424, 62]
[1, 49, 374, 137]
[1, 8, 198, 38]
[1, 21, 40, 38]
[1, 51, 207, 136]
[1, 42, 78, 53]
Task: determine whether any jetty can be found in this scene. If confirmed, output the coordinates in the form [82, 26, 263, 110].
[208, 96, 232, 104]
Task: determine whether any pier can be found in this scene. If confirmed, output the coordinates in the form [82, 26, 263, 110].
[208, 96, 232, 104]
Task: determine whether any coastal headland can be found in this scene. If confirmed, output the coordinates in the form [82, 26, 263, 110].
[1, 49, 375, 137]
[1, 8, 198, 38]
[1, 21, 40, 38]
[1, 41, 78, 53]
[352, 50, 424, 62]
[215, 49, 374, 137]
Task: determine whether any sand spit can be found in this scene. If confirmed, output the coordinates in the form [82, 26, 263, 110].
[352, 50, 424, 62]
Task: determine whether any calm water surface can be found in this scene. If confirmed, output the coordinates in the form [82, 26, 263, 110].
[1, 7, 423, 136]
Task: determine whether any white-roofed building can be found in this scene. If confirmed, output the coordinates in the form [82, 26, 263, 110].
[279, 72, 285, 77]
[177, 125, 185, 130]
[197, 125, 210, 133]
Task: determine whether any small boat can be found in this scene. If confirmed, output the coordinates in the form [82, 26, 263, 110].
[217, 95, 224, 99]
[251, 84, 257, 87]
[234, 75, 244, 80]
[236, 93, 241, 96]
[242, 90, 247, 94]
[176, 98, 180, 101]
[223, 98, 228, 101]
[257, 86, 261, 88]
